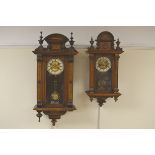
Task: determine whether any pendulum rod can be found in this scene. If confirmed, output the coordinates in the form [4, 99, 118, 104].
[97, 105, 100, 129]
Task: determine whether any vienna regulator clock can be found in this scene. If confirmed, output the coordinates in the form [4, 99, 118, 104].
[86, 31, 124, 107]
[33, 32, 78, 126]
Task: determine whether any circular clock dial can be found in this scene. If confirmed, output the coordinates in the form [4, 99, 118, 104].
[96, 57, 111, 72]
[47, 58, 64, 75]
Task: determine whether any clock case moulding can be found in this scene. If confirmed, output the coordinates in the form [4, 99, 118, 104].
[85, 31, 124, 107]
[33, 32, 78, 126]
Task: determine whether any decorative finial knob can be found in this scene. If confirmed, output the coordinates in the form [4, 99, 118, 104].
[38, 31, 44, 46]
[116, 38, 121, 50]
[69, 32, 74, 47]
[90, 37, 94, 48]
[71, 32, 73, 38]
[51, 119, 57, 126]
[36, 111, 42, 122]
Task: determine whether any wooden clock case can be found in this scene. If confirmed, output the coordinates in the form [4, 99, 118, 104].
[86, 31, 124, 107]
[33, 32, 78, 126]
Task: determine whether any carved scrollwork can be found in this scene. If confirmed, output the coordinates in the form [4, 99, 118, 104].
[44, 110, 66, 126]
[114, 96, 119, 102]
[97, 97, 107, 107]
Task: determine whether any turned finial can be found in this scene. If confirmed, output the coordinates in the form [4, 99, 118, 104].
[51, 119, 57, 126]
[90, 37, 94, 47]
[69, 32, 74, 47]
[38, 31, 44, 46]
[36, 111, 42, 122]
[116, 38, 121, 50]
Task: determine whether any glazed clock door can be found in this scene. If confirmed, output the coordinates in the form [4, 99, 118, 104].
[95, 55, 112, 92]
[46, 57, 64, 105]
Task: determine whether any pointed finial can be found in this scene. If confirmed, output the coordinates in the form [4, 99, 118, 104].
[69, 32, 74, 47]
[90, 37, 94, 48]
[51, 118, 57, 126]
[116, 38, 121, 50]
[36, 111, 42, 122]
[71, 32, 73, 39]
[38, 31, 44, 46]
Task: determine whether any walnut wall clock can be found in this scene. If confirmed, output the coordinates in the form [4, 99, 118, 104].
[86, 31, 124, 107]
[33, 32, 78, 126]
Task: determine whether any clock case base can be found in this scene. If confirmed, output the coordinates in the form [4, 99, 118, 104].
[86, 91, 121, 107]
[33, 105, 76, 126]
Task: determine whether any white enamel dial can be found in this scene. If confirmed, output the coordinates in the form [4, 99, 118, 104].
[47, 58, 64, 75]
[96, 57, 111, 72]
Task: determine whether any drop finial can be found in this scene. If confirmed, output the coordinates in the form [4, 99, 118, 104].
[36, 111, 42, 122]
[51, 119, 57, 126]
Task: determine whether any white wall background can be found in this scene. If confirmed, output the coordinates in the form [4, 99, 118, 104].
[0, 47, 155, 128]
